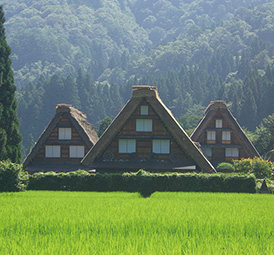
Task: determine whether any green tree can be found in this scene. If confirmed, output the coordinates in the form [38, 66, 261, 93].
[97, 117, 112, 137]
[0, 6, 22, 163]
[254, 114, 274, 157]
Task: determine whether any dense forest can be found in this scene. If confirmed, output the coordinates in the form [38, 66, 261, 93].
[1, 0, 274, 158]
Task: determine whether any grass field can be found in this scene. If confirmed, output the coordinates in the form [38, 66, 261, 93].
[0, 191, 273, 255]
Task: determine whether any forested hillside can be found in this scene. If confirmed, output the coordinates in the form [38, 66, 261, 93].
[1, 0, 273, 157]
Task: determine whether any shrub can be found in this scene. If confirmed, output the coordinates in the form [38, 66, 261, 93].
[0, 161, 29, 192]
[217, 162, 235, 173]
[251, 157, 273, 179]
[27, 170, 256, 193]
[233, 157, 273, 179]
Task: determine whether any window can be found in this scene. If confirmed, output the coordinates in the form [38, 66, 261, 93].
[207, 131, 216, 141]
[119, 139, 136, 153]
[59, 128, 72, 140]
[45, 145, 60, 158]
[202, 148, 212, 157]
[140, 105, 148, 115]
[70, 146, 85, 158]
[216, 119, 222, 128]
[225, 148, 239, 157]
[152, 139, 170, 154]
[222, 131, 231, 141]
[136, 119, 152, 132]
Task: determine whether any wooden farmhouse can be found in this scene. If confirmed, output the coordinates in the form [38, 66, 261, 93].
[23, 104, 99, 172]
[191, 101, 260, 166]
[82, 86, 215, 173]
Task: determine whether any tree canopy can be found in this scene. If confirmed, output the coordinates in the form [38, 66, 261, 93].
[0, 5, 22, 163]
[0, 0, 273, 159]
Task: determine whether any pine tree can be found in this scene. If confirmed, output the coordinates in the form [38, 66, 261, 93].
[239, 87, 257, 130]
[0, 6, 22, 162]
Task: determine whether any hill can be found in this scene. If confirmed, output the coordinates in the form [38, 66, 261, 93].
[2, 0, 273, 87]
[1, 0, 273, 156]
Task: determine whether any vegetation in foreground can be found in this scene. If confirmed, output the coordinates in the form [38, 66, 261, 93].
[0, 191, 273, 255]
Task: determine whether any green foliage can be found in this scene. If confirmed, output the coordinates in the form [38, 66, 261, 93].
[0, 161, 28, 192]
[28, 170, 256, 193]
[233, 157, 274, 179]
[216, 162, 235, 173]
[1, 0, 272, 88]
[97, 116, 112, 137]
[253, 114, 274, 156]
[0, 6, 22, 163]
[1, 0, 272, 154]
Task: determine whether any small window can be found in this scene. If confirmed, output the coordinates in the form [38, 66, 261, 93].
[216, 119, 222, 128]
[70, 146, 85, 158]
[222, 131, 231, 141]
[203, 148, 212, 157]
[136, 119, 152, 132]
[207, 131, 216, 141]
[225, 148, 239, 157]
[152, 139, 170, 154]
[59, 128, 72, 140]
[119, 139, 136, 153]
[140, 105, 148, 115]
[45, 145, 60, 158]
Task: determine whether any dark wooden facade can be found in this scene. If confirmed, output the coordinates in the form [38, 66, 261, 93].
[23, 104, 98, 172]
[82, 86, 215, 172]
[101, 101, 189, 162]
[191, 101, 260, 166]
[32, 113, 90, 164]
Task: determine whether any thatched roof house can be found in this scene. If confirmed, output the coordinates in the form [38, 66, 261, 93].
[23, 104, 99, 172]
[82, 86, 215, 172]
[191, 101, 260, 166]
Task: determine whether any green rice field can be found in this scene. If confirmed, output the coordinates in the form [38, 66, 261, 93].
[0, 191, 273, 255]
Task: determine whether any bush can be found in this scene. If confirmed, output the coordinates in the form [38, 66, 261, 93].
[217, 162, 235, 173]
[27, 170, 256, 193]
[233, 157, 273, 179]
[0, 161, 29, 192]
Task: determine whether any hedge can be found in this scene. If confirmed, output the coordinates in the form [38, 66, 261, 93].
[27, 170, 256, 195]
[0, 161, 29, 192]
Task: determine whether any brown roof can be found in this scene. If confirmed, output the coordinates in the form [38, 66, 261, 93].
[191, 100, 260, 157]
[23, 104, 99, 169]
[82, 86, 215, 172]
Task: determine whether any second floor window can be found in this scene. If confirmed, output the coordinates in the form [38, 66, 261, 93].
[216, 119, 222, 128]
[222, 131, 231, 141]
[140, 105, 149, 115]
[136, 119, 152, 132]
[207, 131, 216, 141]
[59, 128, 72, 140]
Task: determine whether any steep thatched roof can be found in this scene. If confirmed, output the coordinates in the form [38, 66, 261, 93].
[191, 100, 260, 157]
[82, 86, 215, 172]
[23, 104, 99, 169]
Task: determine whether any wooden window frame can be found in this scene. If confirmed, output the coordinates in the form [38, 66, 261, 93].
[225, 148, 239, 158]
[119, 139, 136, 153]
[58, 127, 72, 140]
[136, 119, 152, 132]
[69, 145, 85, 158]
[140, 105, 149, 115]
[152, 139, 170, 154]
[222, 131, 231, 144]
[207, 131, 216, 144]
[215, 119, 222, 128]
[203, 147, 212, 158]
[45, 145, 61, 158]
